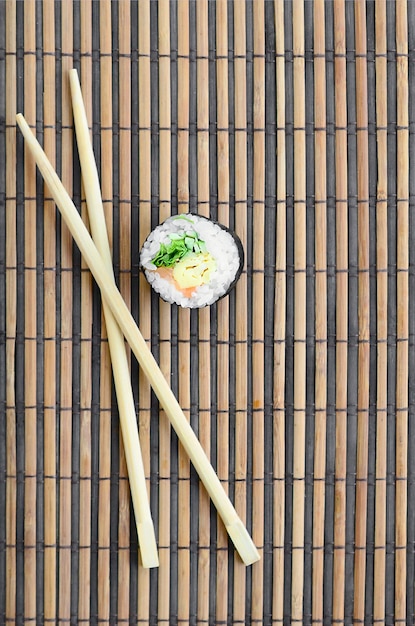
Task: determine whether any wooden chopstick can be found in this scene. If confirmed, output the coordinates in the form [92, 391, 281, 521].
[68, 69, 158, 569]
[16, 111, 260, 566]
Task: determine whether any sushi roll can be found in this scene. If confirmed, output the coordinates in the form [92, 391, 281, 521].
[140, 213, 244, 308]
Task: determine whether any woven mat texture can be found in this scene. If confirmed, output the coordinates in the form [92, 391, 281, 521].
[1, 1, 415, 624]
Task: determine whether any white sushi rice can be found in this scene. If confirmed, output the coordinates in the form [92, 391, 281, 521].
[140, 214, 243, 308]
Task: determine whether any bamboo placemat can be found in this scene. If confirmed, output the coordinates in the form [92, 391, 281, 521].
[1, 1, 415, 623]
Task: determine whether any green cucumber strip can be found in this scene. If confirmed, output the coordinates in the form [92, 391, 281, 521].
[151, 227, 207, 267]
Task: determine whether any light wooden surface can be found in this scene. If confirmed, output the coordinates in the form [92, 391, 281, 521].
[2, 1, 415, 623]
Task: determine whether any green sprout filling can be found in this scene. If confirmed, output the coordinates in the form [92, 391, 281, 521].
[151, 231, 207, 267]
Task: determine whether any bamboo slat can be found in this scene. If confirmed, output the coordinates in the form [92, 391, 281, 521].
[23, 2, 37, 620]
[196, 1, 211, 622]
[292, 0, 307, 620]
[176, 0, 191, 619]
[395, 1, 409, 619]
[157, 0, 172, 620]
[58, 2, 74, 622]
[251, 0, 266, 619]
[312, 1, 327, 621]
[273, 0, 286, 621]
[272, 3, 287, 624]
[97, 1, 113, 620]
[374, 0, 388, 621]
[42, 1, 57, 620]
[354, 2, 370, 620]
[333, 1, 348, 619]
[233, 1, 248, 619]
[215, 1, 230, 621]
[5, 1, 17, 621]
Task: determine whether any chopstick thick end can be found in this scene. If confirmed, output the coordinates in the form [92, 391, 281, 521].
[226, 518, 260, 566]
[138, 520, 159, 569]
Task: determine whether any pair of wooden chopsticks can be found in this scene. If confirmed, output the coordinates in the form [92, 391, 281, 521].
[16, 69, 260, 567]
